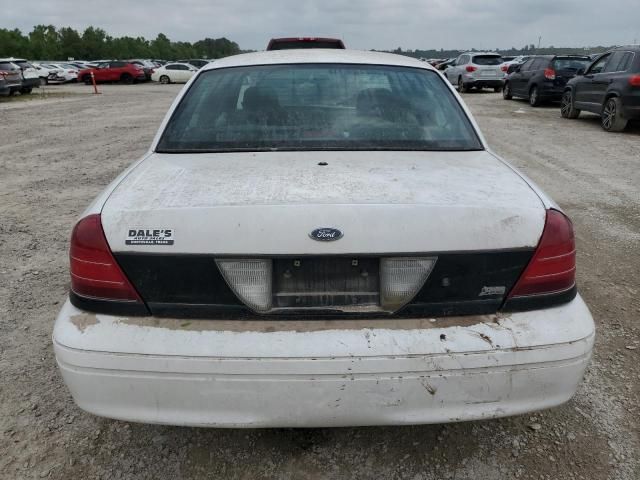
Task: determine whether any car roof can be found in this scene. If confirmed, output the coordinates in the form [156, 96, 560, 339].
[201, 49, 435, 72]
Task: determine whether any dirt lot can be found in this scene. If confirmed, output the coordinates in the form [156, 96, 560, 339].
[1, 82, 638, 480]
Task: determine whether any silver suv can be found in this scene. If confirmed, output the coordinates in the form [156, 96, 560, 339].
[444, 52, 504, 92]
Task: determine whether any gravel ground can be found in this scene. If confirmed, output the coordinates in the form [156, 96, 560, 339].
[0, 82, 638, 480]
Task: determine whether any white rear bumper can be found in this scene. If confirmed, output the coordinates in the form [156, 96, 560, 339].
[53, 297, 594, 427]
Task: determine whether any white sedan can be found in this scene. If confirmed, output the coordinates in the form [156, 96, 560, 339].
[53, 49, 594, 428]
[45, 63, 79, 83]
[151, 62, 197, 84]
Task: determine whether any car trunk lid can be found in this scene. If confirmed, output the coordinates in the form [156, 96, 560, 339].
[100, 150, 545, 317]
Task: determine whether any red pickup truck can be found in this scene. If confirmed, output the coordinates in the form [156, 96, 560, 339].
[78, 61, 147, 85]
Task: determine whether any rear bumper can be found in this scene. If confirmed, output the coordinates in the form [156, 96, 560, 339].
[53, 296, 595, 428]
[621, 94, 640, 119]
[464, 77, 504, 88]
[538, 84, 565, 101]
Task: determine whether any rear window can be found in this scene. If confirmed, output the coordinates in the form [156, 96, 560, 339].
[0, 62, 17, 70]
[553, 57, 591, 71]
[472, 56, 503, 66]
[157, 64, 482, 153]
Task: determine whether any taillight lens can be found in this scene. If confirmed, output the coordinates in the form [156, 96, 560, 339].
[501, 65, 508, 72]
[70, 214, 142, 302]
[507, 210, 575, 298]
[629, 75, 640, 87]
[465, 65, 477, 73]
[544, 68, 556, 80]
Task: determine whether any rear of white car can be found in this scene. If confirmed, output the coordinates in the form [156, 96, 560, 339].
[151, 63, 197, 84]
[46, 63, 79, 83]
[53, 50, 594, 427]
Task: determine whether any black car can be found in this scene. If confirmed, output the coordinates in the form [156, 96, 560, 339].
[503, 55, 592, 106]
[561, 45, 640, 132]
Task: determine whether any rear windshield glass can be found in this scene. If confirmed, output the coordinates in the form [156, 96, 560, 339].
[157, 64, 482, 152]
[472, 56, 503, 65]
[553, 58, 591, 71]
[0, 62, 18, 70]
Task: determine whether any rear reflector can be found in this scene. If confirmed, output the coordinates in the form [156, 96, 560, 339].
[70, 214, 142, 302]
[216, 259, 272, 312]
[507, 210, 575, 298]
[380, 257, 437, 311]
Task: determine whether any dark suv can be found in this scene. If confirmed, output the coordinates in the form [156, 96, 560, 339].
[561, 45, 640, 132]
[503, 55, 592, 106]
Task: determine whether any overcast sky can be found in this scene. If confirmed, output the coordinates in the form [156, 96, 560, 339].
[3, 0, 639, 51]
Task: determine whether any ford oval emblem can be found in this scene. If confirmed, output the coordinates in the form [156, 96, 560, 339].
[310, 227, 343, 242]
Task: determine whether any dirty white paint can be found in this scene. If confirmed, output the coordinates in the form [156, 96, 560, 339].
[101, 150, 546, 254]
[53, 296, 594, 427]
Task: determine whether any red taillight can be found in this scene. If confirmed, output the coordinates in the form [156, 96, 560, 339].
[465, 65, 477, 73]
[629, 75, 640, 87]
[508, 210, 576, 298]
[70, 214, 141, 302]
[544, 68, 556, 80]
[501, 65, 508, 72]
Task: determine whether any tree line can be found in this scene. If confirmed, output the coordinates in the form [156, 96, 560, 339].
[0, 25, 242, 60]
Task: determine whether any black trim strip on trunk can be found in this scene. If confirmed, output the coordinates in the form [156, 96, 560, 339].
[501, 285, 577, 312]
[69, 291, 150, 316]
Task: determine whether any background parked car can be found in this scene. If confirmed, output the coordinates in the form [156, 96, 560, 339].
[127, 59, 156, 80]
[151, 62, 198, 84]
[0, 61, 23, 95]
[0, 74, 9, 96]
[266, 37, 346, 50]
[501, 55, 530, 75]
[0, 58, 40, 94]
[41, 63, 79, 83]
[503, 55, 592, 106]
[177, 58, 210, 69]
[33, 63, 61, 84]
[444, 52, 504, 92]
[78, 61, 146, 85]
[561, 45, 640, 131]
[435, 58, 456, 71]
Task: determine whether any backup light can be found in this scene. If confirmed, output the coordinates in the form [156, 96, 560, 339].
[380, 257, 437, 311]
[216, 259, 273, 312]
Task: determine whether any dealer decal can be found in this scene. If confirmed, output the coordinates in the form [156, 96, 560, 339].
[126, 228, 174, 245]
[478, 286, 506, 297]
